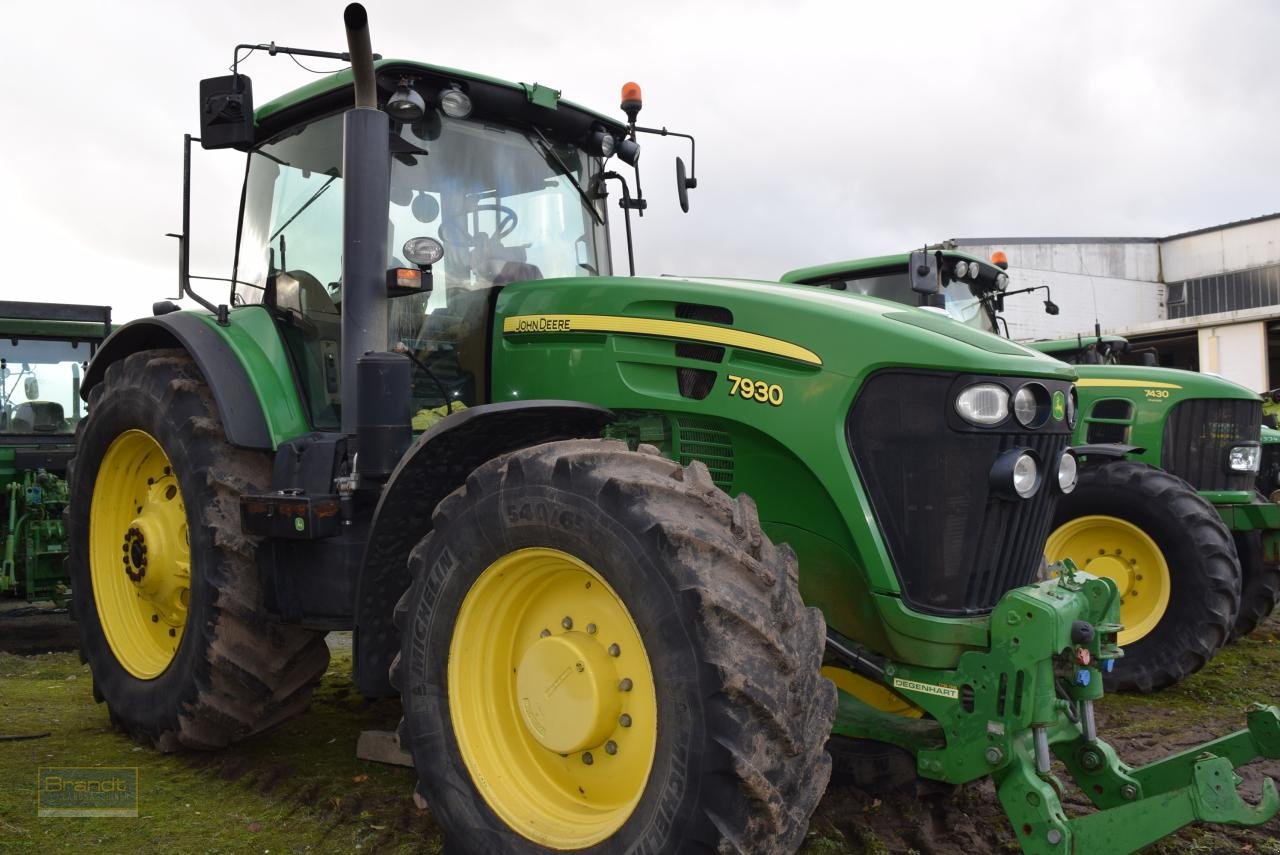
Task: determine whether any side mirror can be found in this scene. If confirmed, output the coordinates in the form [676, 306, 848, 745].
[199, 75, 255, 150]
[24, 376, 39, 400]
[1044, 299, 1060, 316]
[909, 249, 941, 295]
[676, 157, 692, 213]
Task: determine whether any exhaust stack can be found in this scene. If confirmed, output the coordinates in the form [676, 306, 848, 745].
[339, 2, 391, 437]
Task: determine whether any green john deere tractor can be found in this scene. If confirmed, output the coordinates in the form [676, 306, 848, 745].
[68, 6, 1279, 852]
[783, 251, 1278, 692]
[1, 300, 111, 602]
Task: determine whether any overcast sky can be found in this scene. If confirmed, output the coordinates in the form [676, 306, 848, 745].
[2, 0, 1278, 321]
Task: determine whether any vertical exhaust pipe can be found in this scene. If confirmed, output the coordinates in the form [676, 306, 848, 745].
[344, 3, 377, 109]
[339, 2, 391, 437]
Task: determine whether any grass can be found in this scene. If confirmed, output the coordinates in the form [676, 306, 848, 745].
[0, 638, 439, 854]
[1, 619, 1276, 854]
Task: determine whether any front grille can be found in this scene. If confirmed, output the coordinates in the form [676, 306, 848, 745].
[1162, 399, 1261, 491]
[848, 371, 1072, 616]
[1258, 441, 1280, 496]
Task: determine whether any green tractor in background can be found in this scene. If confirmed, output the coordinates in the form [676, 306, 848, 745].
[1, 301, 111, 603]
[65, 6, 1280, 852]
[783, 252, 1278, 692]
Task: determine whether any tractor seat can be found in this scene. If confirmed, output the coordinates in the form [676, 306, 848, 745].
[12, 401, 65, 433]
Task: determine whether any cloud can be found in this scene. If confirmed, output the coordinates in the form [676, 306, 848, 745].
[2, 0, 1277, 321]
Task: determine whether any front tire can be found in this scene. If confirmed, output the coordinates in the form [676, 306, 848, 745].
[1046, 461, 1239, 693]
[67, 349, 329, 750]
[1231, 531, 1280, 640]
[392, 439, 835, 853]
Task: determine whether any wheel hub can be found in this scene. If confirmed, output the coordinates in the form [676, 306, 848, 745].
[123, 526, 148, 583]
[1086, 554, 1135, 597]
[516, 631, 620, 754]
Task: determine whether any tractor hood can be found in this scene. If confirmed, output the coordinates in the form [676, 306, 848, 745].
[1072, 363, 1261, 402]
[495, 274, 1076, 382]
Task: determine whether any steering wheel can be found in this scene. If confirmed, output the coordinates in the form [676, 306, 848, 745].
[473, 203, 519, 241]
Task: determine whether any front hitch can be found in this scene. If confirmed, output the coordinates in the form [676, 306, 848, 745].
[829, 565, 1280, 853]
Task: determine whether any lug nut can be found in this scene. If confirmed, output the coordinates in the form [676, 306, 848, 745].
[151, 615, 159, 623]
[619, 714, 632, 728]
[539, 629, 551, 638]
[985, 746, 1004, 765]
[618, 678, 633, 692]
[608, 644, 620, 657]
[562, 616, 573, 630]
[582, 752, 593, 765]
[168, 628, 176, 637]
[586, 623, 597, 635]
[605, 740, 617, 755]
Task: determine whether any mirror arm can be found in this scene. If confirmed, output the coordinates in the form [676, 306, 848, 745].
[633, 125, 697, 187]
[230, 41, 382, 77]
[167, 134, 230, 325]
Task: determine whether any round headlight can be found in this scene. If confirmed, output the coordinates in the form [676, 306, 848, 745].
[954, 260, 969, 279]
[956, 383, 1010, 426]
[969, 262, 980, 279]
[1058, 451, 1078, 493]
[1012, 453, 1039, 498]
[1013, 385, 1039, 427]
[440, 87, 473, 118]
[996, 272, 1010, 291]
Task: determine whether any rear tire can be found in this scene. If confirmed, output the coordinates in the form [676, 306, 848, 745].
[1231, 531, 1280, 640]
[392, 439, 835, 853]
[67, 349, 329, 750]
[1047, 461, 1239, 693]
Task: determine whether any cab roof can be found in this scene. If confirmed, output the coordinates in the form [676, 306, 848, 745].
[780, 249, 988, 284]
[254, 58, 627, 134]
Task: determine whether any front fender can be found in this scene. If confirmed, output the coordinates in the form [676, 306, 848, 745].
[83, 307, 310, 450]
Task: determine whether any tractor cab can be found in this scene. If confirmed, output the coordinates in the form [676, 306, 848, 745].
[228, 63, 623, 430]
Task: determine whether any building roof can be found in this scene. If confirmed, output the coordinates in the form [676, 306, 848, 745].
[948, 211, 1280, 247]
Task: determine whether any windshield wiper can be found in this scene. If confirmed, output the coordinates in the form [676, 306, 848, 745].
[270, 174, 338, 242]
[526, 126, 604, 226]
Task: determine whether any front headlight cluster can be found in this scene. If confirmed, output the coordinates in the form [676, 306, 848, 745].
[952, 260, 980, 280]
[990, 449, 1077, 499]
[956, 381, 1053, 429]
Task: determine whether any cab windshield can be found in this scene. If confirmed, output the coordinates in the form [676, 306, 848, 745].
[0, 338, 90, 436]
[237, 110, 611, 428]
[809, 271, 997, 334]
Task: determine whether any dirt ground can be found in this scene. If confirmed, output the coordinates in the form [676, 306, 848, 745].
[1, 611, 1276, 854]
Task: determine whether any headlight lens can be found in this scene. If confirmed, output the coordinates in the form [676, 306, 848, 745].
[1013, 384, 1047, 428]
[1066, 387, 1078, 428]
[956, 383, 1009, 426]
[1012, 453, 1039, 498]
[953, 260, 969, 279]
[440, 87, 473, 118]
[996, 272, 1009, 291]
[1229, 444, 1261, 473]
[1058, 451, 1078, 493]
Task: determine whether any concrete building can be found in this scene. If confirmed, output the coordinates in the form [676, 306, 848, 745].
[949, 212, 1280, 394]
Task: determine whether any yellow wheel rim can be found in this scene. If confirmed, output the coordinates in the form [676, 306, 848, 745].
[1045, 515, 1171, 645]
[448, 547, 657, 849]
[821, 666, 924, 718]
[89, 430, 190, 679]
